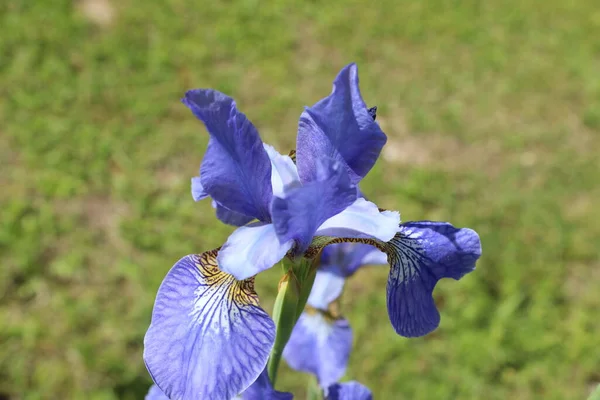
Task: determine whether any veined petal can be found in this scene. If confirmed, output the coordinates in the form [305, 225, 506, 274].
[146, 385, 169, 400]
[183, 90, 272, 221]
[218, 222, 294, 280]
[326, 381, 373, 400]
[240, 368, 293, 400]
[296, 63, 387, 184]
[315, 198, 400, 242]
[263, 144, 300, 198]
[271, 157, 357, 254]
[307, 268, 346, 310]
[191, 177, 209, 201]
[384, 221, 481, 337]
[143, 252, 275, 400]
[212, 200, 255, 227]
[283, 310, 352, 388]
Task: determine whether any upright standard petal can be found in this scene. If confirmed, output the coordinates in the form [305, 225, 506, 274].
[326, 381, 373, 400]
[296, 63, 387, 184]
[383, 221, 481, 337]
[271, 157, 356, 254]
[315, 198, 400, 243]
[183, 90, 272, 221]
[240, 368, 293, 400]
[146, 385, 169, 400]
[283, 310, 352, 388]
[143, 252, 275, 400]
[218, 222, 294, 280]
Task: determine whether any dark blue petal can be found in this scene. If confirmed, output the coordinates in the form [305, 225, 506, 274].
[183, 90, 273, 222]
[296, 64, 387, 184]
[326, 381, 373, 400]
[271, 157, 356, 254]
[143, 252, 275, 400]
[283, 311, 352, 388]
[213, 200, 255, 226]
[240, 368, 293, 400]
[145, 385, 169, 400]
[385, 221, 481, 337]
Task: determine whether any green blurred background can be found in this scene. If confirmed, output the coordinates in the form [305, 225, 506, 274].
[1, 0, 599, 398]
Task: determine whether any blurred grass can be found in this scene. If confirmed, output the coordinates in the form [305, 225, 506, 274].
[1, 0, 599, 398]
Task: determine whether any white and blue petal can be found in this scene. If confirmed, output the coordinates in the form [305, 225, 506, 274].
[239, 367, 293, 400]
[315, 198, 400, 243]
[384, 221, 482, 337]
[263, 144, 300, 198]
[145, 384, 169, 400]
[326, 381, 373, 400]
[283, 311, 352, 388]
[271, 157, 357, 254]
[183, 90, 273, 222]
[218, 222, 294, 280]
[143, 252, 275, 400]
[296, 63, 387, 185]
[307, 268, 346, 310]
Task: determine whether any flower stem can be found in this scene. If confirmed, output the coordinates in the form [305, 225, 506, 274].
[268, 257, 318, 386]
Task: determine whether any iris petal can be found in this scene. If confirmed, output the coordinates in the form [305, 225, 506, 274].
[321, 243, 387, 277]
[315, 198, 399, 242]
[183, 89, 272, 221]
[307, 268, 346, 310]
[271, 157, 356, 254]
[240, 368, 293, 400]
[212, 200, 254, 227]
[326, 381, 373, 400]
[218, 222, 294, 280]
[283, 311, 352, 388]
[296, 63, 387, 184]
[263, 144, 301, 198]
[191, 177, 209, 201]
[145, 385, 169, 400]
[143, 252, 275, 400]
[384, 221, 481, 337]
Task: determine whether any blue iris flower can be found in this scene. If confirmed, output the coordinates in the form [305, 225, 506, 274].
[143, 63, 482, 400]
[186, 63, 399, 281]
[283, 243, 388, 387]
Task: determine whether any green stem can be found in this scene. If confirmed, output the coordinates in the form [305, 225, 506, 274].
[268, 257, 318, 386]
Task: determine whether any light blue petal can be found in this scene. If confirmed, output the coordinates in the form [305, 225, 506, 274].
[320, 243, 384, 278]
[326, 381, 373, 400]
[218, 222, 294, 280]
[315, 198, 399, 242]
[385, 221, 481, 337]
[143, 252, 275, 400]
[240, 367, 293, 400]
[263, 144, 300, 198]
[307, 268, 346, 310]
[271, 157, 357, 254]
[359, 247, 388, 267]
[283, 311, 352, 388]
[296, 63, 387, 185]
[146, 384, 169, 400]
[191, 176, 209, 201]
[183, 90, 273, 222]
